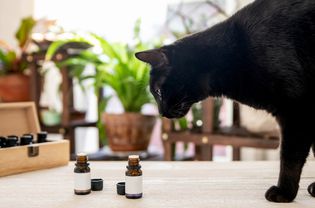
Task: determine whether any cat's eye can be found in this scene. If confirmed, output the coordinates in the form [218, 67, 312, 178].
[155, 88, 162, 99]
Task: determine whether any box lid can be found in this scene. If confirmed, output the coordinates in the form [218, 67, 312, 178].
[0, 102, 41, 136]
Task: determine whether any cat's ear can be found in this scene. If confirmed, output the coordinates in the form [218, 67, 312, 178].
[135, 49, 169, 68]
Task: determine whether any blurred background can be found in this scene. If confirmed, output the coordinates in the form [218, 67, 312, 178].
[0, 0, 281, 161]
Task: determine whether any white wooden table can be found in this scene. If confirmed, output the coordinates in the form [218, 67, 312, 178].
[0, 162, 314, 208]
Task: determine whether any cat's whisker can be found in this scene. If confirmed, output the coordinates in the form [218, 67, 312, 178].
[172, 95, 188, 108]
[172, 97, 196, 111]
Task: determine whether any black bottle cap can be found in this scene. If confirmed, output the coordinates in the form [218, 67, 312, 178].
[6, 136, 18, 147]
[91, 178, 103, 191]
[20, 135, 33, 145]
[37, 132, 47, 143]
[116, 182, 125, 195]
[0, 137, 6, 148]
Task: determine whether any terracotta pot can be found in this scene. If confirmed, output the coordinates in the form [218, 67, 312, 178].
[102, 113, 156, 152]
[0, 74, 30, 102]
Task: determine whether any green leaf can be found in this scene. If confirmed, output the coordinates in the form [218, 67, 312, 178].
[6, 51, 16, 64]
[133, 18, 141, 40]
[79, 50, 105, 64]
[178, 117, 188, 130]
[92, 34, 128, 68]
[45, 19, 158, 113]
[15, 16, 36, 49]
[45, 36, 94, 61]
[0, 49, 8, 66]
[0, 49, 17, 71]
[45, 40, 69, 61]
[59, 57, 91, 67]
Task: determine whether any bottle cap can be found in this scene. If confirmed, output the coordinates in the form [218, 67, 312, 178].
[23, 133, 33, 137]
[128, 155, 140, 166]
[20, 135, 33, 145]
[76, 153, 89, 164]
[91, 178, 103, 191]
[37, 132, 47, 143]
[0, 137, 6, 148]
[128, 155, 140, 159]
[116, 182, 125, 195]
[6, 136, 18, 147]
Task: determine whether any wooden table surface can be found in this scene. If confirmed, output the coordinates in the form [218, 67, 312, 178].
[0, 161, 315, 208]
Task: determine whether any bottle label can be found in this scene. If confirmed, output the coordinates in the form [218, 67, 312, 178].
[74, 172, 91, 190]
[125, 176, 143, 194]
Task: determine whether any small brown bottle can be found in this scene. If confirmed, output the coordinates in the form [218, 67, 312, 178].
[125, 155, 143, 199]
[74, 153, 91, 195]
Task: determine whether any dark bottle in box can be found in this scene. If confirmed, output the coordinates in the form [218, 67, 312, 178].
[37, 132, 48, 143]
[20, 134, 33, 145]
[6, 136, 18, 147]
[0, 136, 6, 148]
[125, 155, 143, 199]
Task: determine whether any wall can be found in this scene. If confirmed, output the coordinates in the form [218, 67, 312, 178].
[0, 0, 34, 48]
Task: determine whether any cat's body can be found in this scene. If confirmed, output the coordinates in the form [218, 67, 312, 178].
[136, 0, 315, 203]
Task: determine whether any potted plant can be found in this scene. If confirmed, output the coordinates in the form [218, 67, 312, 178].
[0, 17, 36, 102]
[46, 20, 158, 152]
[98, 33, 156, 152]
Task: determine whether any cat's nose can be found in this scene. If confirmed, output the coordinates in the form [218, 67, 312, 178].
[158, 104, 168, 117]
[159, 106, 166, 117]
[160, 107, 176, 118]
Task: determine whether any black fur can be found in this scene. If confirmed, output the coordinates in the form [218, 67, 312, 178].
[135, 0, 315, 203]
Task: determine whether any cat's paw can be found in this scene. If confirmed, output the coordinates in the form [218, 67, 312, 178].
[307, 182, 315, 197]
[265, 186, 296, 203]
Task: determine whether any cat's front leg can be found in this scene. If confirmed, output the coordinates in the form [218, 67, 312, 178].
[265, 117, 312, 203]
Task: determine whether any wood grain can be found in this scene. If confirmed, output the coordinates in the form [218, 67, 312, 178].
[0, 102, 40, 135]
[202, 97, 214, 133]
[168, 132, 279, 149]
[0, 161, 314, 208]
[0, 102, 69, 176]
[0, 140, 69, 176]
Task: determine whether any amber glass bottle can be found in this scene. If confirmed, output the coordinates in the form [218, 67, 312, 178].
[74, 153, 91, 195]
[125, 155, 143, 199]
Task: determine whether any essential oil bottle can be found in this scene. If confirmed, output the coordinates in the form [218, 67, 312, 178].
[74, 153, 91, 195]
[37, 132, 48, 143]
[125, 155, 143, 199]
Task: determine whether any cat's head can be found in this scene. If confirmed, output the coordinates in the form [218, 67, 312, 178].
[135, 45, 210, 119]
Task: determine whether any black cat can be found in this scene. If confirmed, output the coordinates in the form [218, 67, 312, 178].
[135, 0, 315, 203]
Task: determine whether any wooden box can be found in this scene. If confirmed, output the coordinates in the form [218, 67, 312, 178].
[0, 102, 69, 177]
